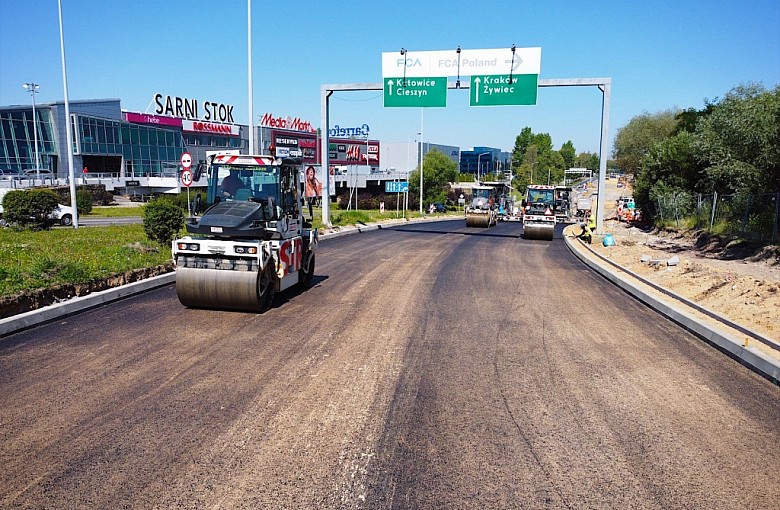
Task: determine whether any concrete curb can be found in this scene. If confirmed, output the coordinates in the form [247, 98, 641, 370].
[0, 273, 176, 337]
[0, 216, 460, 338]
[563, 230, 780, 384]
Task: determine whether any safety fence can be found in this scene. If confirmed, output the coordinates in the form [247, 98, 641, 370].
[655, 191, 780, 244]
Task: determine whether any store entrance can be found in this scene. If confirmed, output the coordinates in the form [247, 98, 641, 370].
[82, 155, 121, 175]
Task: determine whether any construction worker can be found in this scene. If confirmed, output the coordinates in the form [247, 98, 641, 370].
[581, 211, 596, 244]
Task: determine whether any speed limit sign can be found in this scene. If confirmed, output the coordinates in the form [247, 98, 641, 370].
[180, 169, 193, 187]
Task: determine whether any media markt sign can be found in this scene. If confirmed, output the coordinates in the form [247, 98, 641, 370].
[384, 77, 447, 107]
[469, 74, 538, 106]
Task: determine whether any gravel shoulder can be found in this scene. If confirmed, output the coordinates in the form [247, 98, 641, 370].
[569, 179, 779, 367]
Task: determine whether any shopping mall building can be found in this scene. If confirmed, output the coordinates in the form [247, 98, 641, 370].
[1, 90, 518, 198]
[0, 95, 387, 194]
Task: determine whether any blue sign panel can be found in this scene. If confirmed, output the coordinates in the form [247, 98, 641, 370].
[385, 181, 409, 193]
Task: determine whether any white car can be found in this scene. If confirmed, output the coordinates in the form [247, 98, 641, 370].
[49, 204, 74, 226]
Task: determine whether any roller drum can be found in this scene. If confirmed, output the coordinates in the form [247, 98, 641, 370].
[523, 223, 554, 241]
[466, 214, 490, 228]
[176, 266, 267, 312]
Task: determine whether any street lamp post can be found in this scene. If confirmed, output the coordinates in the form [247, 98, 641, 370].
[477, 152, 489, 182]
[22, 83, 40, 180]
[418, 108, 424, 215]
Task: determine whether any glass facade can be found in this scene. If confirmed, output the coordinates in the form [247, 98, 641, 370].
[183, 133, 243, 149]
[0, 107, 56, 171]
[75, 115, 186, 177]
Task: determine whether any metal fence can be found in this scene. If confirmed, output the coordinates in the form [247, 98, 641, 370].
[656, 191, 780, 244]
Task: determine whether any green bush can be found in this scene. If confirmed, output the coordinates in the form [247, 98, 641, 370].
[1, 189, 59, 230]
[143, 196, 184, 245]
[76, 189, 93, 215]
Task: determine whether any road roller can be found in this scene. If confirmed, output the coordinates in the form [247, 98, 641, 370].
[172, 154, 317, 312]
[522, 184, 556, 241]
[465, 185, 499, 228]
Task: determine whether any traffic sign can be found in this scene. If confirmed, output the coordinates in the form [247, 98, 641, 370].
[385, 181, 409, 193]
[180, 169, 193, 187]
[382, 47, 541, 78]
[180, 152, 192, 169]
[469, 74, 538, 106]
[384, 78, 446, 107]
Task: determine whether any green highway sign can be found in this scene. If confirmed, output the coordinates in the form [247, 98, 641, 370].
[469, 74, 538, 106]
[384, 77, 447, 107]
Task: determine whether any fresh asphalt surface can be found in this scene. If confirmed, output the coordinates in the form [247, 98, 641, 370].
[1, 219, 778, 509]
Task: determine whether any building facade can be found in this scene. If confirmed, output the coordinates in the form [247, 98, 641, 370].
[459, 146, 511, 178]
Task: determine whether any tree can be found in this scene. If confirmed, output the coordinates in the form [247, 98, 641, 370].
[575, 152, 600, 171]
[560, 140, 576, 170]
[512, 127, 534, 166]
[613, 110, 679, 176]
[633, 130, 701, 217]
[521, 145, 540, 184]
[694, 83, 780, 195]
[674, 101, 716, 134]
[538, 150, 565, 185]
[408, 149, 458, 205]
[531, 133, 553, 154]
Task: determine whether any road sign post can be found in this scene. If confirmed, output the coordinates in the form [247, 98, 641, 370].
[470, 74, 538, 106]
[383, 78, 447, 107]
[180, 168, 193, 216]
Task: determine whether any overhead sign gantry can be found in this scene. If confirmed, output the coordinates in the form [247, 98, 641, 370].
[321, 46, 611, 233]
[381, 46, 541, 108]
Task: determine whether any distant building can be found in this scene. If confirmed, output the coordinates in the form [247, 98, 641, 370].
[380, 141, 460, 174]
[459, 147, 511, 178]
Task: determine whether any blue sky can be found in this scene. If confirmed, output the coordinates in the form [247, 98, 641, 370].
[1, 0, 778, 157]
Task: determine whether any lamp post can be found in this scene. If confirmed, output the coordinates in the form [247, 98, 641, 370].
[418, 108, 424, 215]
[22, 83, 40, 180]
[477, 152, 489, 182]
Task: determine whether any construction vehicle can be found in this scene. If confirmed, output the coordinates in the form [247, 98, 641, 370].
[553, 185, 574, 224]
[465, 185, 500, 227]
[172, 154, 317, 312]
[522, 184, 556, 241]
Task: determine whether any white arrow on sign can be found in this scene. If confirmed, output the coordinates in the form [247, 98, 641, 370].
[387, 79, 394, 96]
[474, 77, 481, 103]
[504, 57, 523, 71]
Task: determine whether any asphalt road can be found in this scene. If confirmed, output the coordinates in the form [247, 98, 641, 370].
[1, 219, 778, 509]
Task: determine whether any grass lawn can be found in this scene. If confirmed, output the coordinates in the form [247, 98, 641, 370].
[88, 205, 146, 217]
[0, 206, 461, 298]
[0, 224, 170, 297]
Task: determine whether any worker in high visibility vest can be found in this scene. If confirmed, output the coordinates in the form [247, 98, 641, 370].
[582, 211, 596, 244]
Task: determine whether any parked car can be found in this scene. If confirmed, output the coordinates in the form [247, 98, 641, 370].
[49, 204, 74, 226]
[432, 202, 446, 213]
[0, 168, 21, 180]
[22, 168, 54, 177]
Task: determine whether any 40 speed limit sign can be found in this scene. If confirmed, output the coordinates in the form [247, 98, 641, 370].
[180, 169, 193, 187]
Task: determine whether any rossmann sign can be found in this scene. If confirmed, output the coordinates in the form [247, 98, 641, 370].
[260, 113, 316, 133]
[182, 120, 240, 137]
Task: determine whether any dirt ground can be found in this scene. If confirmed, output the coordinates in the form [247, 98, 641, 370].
[582, 181, 780, 344]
